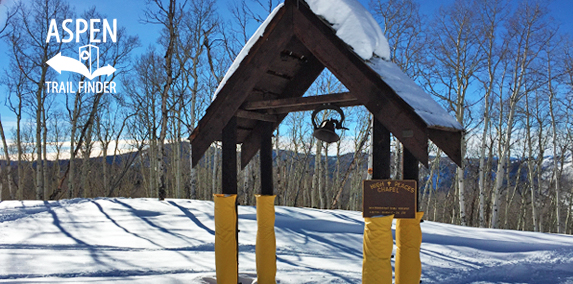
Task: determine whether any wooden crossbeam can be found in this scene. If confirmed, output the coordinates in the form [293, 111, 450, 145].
[241, 92, 358, 113]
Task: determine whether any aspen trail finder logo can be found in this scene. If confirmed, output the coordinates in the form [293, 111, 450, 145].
[47, 45, 115, 80]
[45, 19, 117, 94]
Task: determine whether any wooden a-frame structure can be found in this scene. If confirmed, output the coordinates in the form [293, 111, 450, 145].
[189, 0, 463, 281]
[190, 0, 462, 181]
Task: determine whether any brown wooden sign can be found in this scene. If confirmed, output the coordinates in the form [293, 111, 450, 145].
[363, 180, 417, 219]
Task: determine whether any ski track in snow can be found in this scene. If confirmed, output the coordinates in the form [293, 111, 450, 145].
[1, 198, 573, 283]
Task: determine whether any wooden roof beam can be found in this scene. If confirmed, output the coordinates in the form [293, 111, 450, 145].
[190, 4, 293, 167]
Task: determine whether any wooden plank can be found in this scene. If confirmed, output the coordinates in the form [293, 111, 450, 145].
[240, 47, 325, 168]
[264, 50, 308, 78]
[222, 116, 237, 195]
[235, 109, 278, 122]
[241, 35, 317, 105]
[252, 72, 292, 95]
[260, 121, 274, 195]
[266, 99, 361, 114]
[292, 1, 429, 166]
[428, 128, 462, 167]
[371, 117, 391, 180]
[241, 92, 357, 111]
[190, 4, 293, 167]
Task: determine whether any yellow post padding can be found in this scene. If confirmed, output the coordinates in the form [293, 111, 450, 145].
[255, 195, 277, 284]
[362, 214, 394, 284]
[214, 194, 238, 284]
[395, 211, 424, 284]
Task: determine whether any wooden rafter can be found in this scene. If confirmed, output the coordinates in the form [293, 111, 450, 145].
[190, 4, 293, 167]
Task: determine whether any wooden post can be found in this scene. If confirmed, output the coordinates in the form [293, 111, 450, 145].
[397, 146, 423, 284]
[371, 118, 391, 180]
[221, 115, 239, 282]
[403, 147, 419, 211]
[260, 121, 274, 195]
[222, 116, 238, 195]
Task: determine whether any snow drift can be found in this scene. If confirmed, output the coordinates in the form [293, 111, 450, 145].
[1, 198, 572, 283]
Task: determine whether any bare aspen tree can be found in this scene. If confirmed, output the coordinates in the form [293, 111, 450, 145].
[106, 112, 137, 197]
[524, 94, 540, 231]
[49, 112, 65, 195]
[42, 99, 49, 199]
[370, 0, 427, 79]
[80, 121, 94, 198]
[123, 51, 161, 197]
[54, 8, 137, 199]
[475, 0, 508, 228]
[7, 0, 71, 199]
[491, 1, 555, 229]
[0, 1, 18, 38]
[421, 147, 440, 213]
[424, 150, 441, 216]
[564, 42, 573, 233]
[546, 44, 562, 233]
[565, 113, 573, 234]
[331, 108, 370, 209]
[3, 63, 26, 199]
[143, 0, 186, 200]
[425, 0, 483, 226]
[0, 117, 15, 199]
[95, 98, 114, 196]
[168, 0, 217, 199]
[0, 0, 19, 201]
[312, 140, 322, 208]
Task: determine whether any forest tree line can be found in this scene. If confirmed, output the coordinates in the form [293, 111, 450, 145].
[0, 0, 573, 235]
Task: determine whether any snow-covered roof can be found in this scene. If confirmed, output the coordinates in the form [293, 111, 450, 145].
[306, 0, 390, 60]
[307, 0, 461, 130]
[211, 0, 461, 131]
[368, 58, 462, 130]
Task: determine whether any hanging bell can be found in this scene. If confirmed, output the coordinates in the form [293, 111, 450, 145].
[314, 119, 340, 143]
[311, 105, 348, 143]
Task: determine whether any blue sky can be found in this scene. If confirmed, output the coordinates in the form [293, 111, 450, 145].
[0, 0, 572, 133]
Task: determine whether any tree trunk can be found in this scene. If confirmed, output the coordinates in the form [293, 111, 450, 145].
[102, 142, 109, 196]
[80, 123, 93, 198]
[35, 77, 45, 200]
[17, 102, 23, 200]
[175, 118, 182, 199]
[42, 105, 50, 200]
[0, 118, 15, 199]
[312, 140, 322, 208]
[68, 91, 81, 199]
[549, 91, 560, 233]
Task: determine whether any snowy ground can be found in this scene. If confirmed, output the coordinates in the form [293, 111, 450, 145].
[1, 198, 572, 283]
